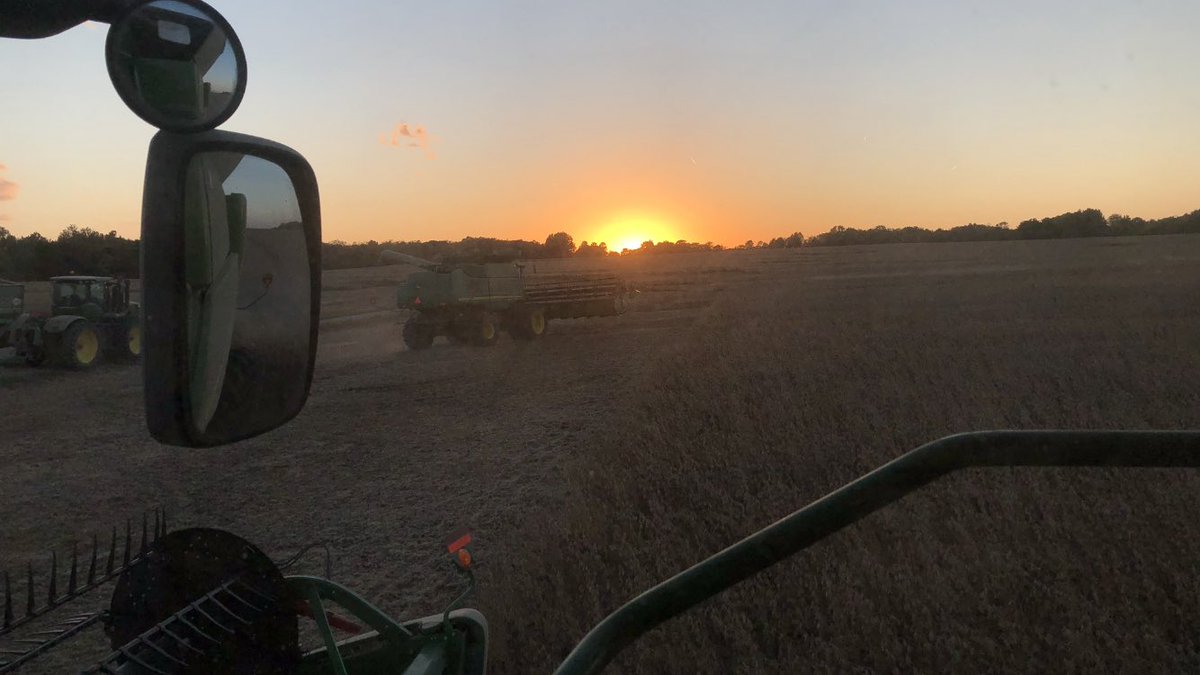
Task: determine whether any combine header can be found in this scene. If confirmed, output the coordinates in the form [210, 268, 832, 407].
[0, 511, 167, 673]
[380, 250, 633, 350]
[1, 512, 487, 674]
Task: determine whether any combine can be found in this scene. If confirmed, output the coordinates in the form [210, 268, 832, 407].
[380, 250, 632, 350]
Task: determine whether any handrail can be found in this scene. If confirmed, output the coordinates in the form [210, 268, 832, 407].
[553, 430, 1200, 675]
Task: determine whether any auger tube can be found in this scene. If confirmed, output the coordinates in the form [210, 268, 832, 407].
[379, 250, 439, 270]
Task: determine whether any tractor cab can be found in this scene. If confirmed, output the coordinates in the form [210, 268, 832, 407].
[0, 279, 23, 325]
[51, 276, 133, 321]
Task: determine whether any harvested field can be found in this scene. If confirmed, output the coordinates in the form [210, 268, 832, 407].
[2, 235, 1199, 672]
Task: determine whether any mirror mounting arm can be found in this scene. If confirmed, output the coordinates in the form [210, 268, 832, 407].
[0, 0, 134, 38]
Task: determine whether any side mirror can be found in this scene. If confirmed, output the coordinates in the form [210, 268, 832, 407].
[142, 129, 321, 447]
[106, 0, 247, 132]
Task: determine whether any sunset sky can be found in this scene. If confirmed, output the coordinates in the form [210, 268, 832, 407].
[2, 0, 1199, 249]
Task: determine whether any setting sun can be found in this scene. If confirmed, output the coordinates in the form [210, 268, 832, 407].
[589, 214, 679, 252]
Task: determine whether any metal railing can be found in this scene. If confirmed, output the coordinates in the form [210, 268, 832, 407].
[554, 430, 1200, 675]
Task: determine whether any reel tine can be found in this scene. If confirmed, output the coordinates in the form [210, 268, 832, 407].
[161, 625, 205, 654]
[48, 551, 57, 605]
[25, 563, 34, 617]
[140, 513, 148, 556]
[88, 534, 99, 586]
[68, 543, 79, 595]
[106, 527, 117, 577]
[4, 570, 12, 630]
[123, 519, 131, 567]
[153, 510, 161, 542]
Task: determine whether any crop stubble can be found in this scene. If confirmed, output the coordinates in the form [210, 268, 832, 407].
[1, 235, 1198, 672]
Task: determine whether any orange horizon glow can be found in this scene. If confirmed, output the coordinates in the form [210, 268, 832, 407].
[5, 4, 1200, 250]
[586, 213, 680, 252]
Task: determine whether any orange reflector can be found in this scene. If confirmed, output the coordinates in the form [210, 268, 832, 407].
[456, 548, 473, 568]
[447, 531, 472, 553]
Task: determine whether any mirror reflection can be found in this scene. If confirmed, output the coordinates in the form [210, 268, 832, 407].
[183, 152, 310, 440]
[108, 0, 242, 129]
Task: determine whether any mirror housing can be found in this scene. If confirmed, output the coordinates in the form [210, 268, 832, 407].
[141, 129, 321, 447]
[106, 0, 247, 132]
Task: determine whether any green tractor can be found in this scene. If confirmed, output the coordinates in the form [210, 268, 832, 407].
[7, 276, 142, 369]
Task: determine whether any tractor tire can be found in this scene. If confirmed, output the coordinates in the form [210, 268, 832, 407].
[112, 320, 142, 361]
[509, 306, 548, 341]
[56, 320, 101, 369]
[402, 318, 436, 350]
[471, 314, 500, 347]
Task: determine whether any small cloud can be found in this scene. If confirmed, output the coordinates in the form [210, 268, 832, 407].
[0, 164, 18, 201]
[379, 122, 436, 159]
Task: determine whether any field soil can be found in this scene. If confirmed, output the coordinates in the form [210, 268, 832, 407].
[1, 235, 1199, 672]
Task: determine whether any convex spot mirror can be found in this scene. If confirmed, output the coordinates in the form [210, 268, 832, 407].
[143, 130, 321, 447]
[107, 0, 247, 132]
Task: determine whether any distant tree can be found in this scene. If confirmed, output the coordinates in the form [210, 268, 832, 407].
[576, 241, 609, 257]
[1108, 214, 1145, 236]
[543, 231, 576, 258]
[0, 226, 14, 279]
[1016, 209, 1108, 240]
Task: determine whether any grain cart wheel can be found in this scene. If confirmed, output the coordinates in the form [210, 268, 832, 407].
[402, 317, 436, 350]
[509, 305, 547, 341]
[57, 320, 101, 369]
[472, 314, 500, 347]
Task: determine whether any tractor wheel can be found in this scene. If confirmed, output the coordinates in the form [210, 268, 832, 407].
[402, 318, 436, 350]
[115, 321, 142, 361]
[471, 314, 500, 347]
[509, 306, 548, 341]
[57, 320, 101, 369]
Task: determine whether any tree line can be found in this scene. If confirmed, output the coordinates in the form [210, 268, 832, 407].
[3, 207, 1199, 280]
[804, 208, 1200, 247]
[0, 226, 139, 282]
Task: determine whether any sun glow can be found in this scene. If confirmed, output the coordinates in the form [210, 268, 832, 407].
[590, 214, 679, 252]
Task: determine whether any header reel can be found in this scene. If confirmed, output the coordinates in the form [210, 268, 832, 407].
[1, 518, 487, 674]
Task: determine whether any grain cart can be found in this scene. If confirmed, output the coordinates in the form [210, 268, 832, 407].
[8, 276, 141, 368]
[381, 250, 631, 350]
